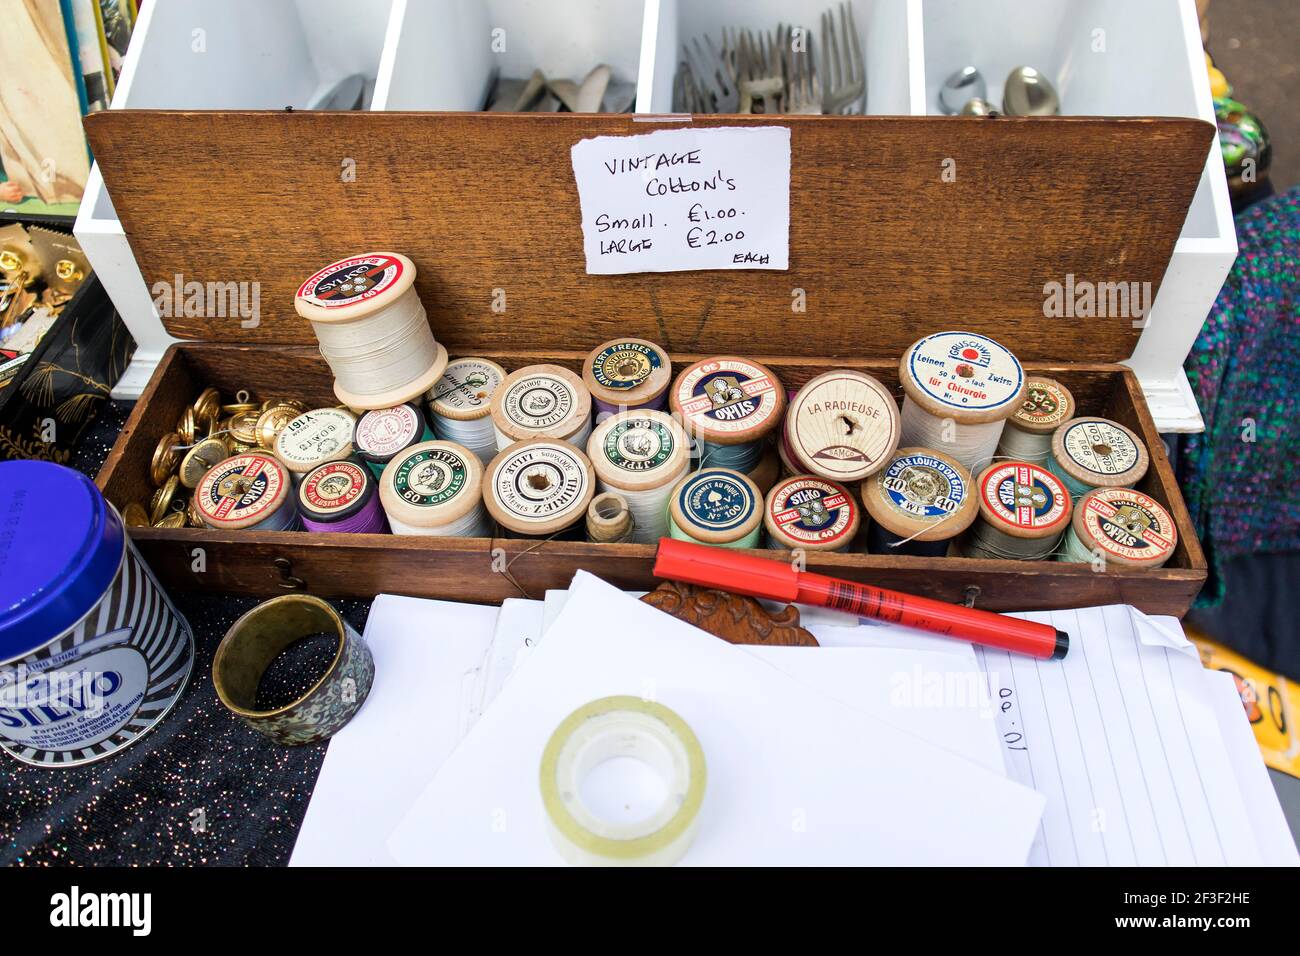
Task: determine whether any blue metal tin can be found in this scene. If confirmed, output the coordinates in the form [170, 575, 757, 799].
[0, 461, 195, 766]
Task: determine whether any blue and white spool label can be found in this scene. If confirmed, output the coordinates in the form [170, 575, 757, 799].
[880, 453, 967, 522]
[677, 471, 755, 531]
[905, 332, 1023, 411]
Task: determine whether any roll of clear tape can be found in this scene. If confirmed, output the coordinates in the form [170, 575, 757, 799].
[539, 696, 706, 867]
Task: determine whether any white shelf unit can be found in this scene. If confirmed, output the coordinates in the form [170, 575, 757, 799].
[77, 0, 1233, 431]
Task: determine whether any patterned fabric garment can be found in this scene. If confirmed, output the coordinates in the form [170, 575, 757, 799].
[1180, 186, 1300, 605]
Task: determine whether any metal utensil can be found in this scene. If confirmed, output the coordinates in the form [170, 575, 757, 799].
[821, 2, 865, 114]
[576, 64, 612, 113]
[960, 96, 998, 117]
[784, 25, 823, 114]
[1002, 66, 1060, 116]
[938, 66, 985, 115]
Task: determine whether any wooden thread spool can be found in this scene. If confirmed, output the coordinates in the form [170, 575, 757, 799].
[764, 475, 860, 553]
[583, 338, 671, 422]
[354, 403, 433, 478]
[586, 491, 635, 544]
[861, 447, 978, 557]
[298, 460, 389, 534]
[784, 369, 900, 483]
[898, 331, 1027, 475]
[195, 453, 299, 531]
[1048, 416, 1149, 498]
[995, 377, 1075, 464]
[426, 357, 505, 466]
[747, 443, 781, 497]
[491, 364, 593, 452]
[379, 440, 489, 537]
[273, 407, 357, 484]
[964, 462, 1072, 561]
[670, 356, 785, 474]
[295, 252, 448, 411]
[484, 439, 595, 539]
[1060, 487, 1177, 569]
[667, 468, 763, 549]
[587, 410, 690, 545]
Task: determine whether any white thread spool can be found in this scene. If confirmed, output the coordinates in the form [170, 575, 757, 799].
[964, 461, 1072, 561]
[898, 331, 1027, 475]
[484, 439, 596, 539]
[295, 252, 448, 410]
[784, 370, 900, 483]
[995, 377, 1075, 464]
[379, 440, 490, 537]
[763, 475, 860, 553]
[491, 364, 593, 452]
[1048, 416, 1150, 499]
[427, 357, 506, 465]
[587, 411, 690, 544]
[1059, 487, 1177, 568]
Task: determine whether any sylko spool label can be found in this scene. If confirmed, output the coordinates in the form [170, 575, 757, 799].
[601, 417, 675, 472]
[768, 478, 855, 546]
[678, 471, 754, 531]
[881, 453, 966, 521]
[196, 454, 286, 524]
[675, 358, 780, 436]
[1081, 489, 1176, 561]
[393, 446, 470, 507]
[493, 444, 590, 521]
[1060, 420, 1140, 475]
[502, 374, 578, 430]
[296, 253, 405, 309]
[981, 463, 1069, 530]
[591, 341, 662, 391]
[906, 331, 1024, 411]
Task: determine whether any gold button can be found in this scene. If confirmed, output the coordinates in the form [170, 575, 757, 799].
[149, 475, 180, 525]
[180, 436, 230, 488]
[151, 432, 182, 486]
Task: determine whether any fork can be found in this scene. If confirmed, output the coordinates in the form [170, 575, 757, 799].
[821, 2, 865, 114]
[737, 28, 784, 113]
[784, 25, 823, 114]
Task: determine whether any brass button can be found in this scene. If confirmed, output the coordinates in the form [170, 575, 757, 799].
[193, 387, 221, 428]
[180, 436, 230, 488]
[149, 475, 180, 525]
[123, 502, 151, 527]
[228, 409, 261, 446]
[153, 512, 188, 529]
[254, 404, 300, 448]
[260, 397, 307, 414]
[151, 432, 182, 486]
[176, 406, 198, 446]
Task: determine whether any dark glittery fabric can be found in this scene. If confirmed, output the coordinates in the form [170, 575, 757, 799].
[0, 401, 370, 866]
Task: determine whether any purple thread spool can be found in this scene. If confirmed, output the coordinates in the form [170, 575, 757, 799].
[583, 338, 671, 423]
[298, 459, 389, 534]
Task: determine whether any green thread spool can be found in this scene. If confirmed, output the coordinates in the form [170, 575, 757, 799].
[1047, 417, 1148, 499]
[667, 467, 762, 549]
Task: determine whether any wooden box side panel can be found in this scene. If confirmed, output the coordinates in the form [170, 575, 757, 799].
[85, 111, 1213, 363]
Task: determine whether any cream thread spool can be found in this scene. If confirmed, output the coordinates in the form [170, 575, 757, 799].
[427, 357, 505, 465]
[491, 364, 593, 452]
[667, 468, 763, 549]
[273, 407, 357, 484]
[965, 462, 1072, 561]
[898, 331, 1027, 475]
[862, 447, 978, 557]
[485, 439, 596, 539]
[379, 440, 490, 537]
[354, 403, 434, 478]
[195, 453, 299, 532]
[995, 377, 1075, 464]
[587, 411, 690, 544]
[1060, 487, 1177, 569]
[764, 475, 860, 553]
[1048, 416, 1149, 498]
[295, 252, 449, 411]
[784, 370, 900, 484]
[583, 338, 672, 422]
[586, 491, 636, 544]
[670, 356, 785, 474]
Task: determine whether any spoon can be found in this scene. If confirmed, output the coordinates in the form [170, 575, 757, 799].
[939, 66, 985, 115]
[1002, 66, 1060, 116]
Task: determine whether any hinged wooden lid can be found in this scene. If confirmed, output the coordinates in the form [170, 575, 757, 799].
[84, 111, 1213, 363]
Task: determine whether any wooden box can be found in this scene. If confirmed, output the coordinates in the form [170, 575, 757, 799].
[86, 110, 1212, 615]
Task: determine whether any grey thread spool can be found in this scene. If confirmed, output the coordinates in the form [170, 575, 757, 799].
[1059, 487, 1177, 569]
[1047, 416, 1149, 499]
[964, 461, 1071, 561]
[670, 356, 786, 476]
[491, 364, 593, 452]
[995, 377, 1076, 465]
[587, 491, 635, 543]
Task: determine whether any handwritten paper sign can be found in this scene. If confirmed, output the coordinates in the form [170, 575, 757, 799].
[570, 125, 790, 275]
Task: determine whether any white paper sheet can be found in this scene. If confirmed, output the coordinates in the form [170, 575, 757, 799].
[289, 595, 501, 867]
[569, 125, 790, 274]
[388, 572, 1044, 866]
[1205, 670, 1300, 866]
[976, 605, 1267, 866]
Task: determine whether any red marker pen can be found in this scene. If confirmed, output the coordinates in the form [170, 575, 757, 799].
[653, 538, 1068, 660]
